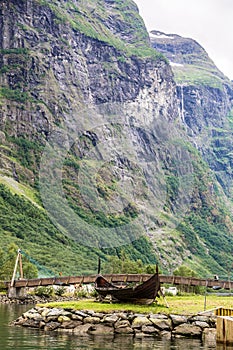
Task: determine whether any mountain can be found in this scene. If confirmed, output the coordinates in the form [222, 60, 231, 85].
[1, 1, 233, 277]
[150, 30, 233, 198]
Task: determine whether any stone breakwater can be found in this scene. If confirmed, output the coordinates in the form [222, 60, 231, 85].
[0, 294, 78, 305]
[12, 307, 216, 342]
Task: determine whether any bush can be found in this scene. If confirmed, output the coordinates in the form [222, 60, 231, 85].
[35, 286, 54, 297]
[74, 288, 88, 298]
[55, 287, 65, 296]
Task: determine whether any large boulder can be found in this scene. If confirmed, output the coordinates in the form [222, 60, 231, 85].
[132, 316, 152, 328]
[89, 324, 114, 335]
[173, 323, 202, 338]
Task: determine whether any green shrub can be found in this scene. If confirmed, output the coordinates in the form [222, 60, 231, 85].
[0, 87, 31, 103]
[75, 288, 88, 298]
[35, 286, 54, 297]
[0, 48, 29, 55]
[55, 286, 65, 296]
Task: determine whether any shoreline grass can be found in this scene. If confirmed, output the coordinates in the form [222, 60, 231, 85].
[38, 294, 233, 315]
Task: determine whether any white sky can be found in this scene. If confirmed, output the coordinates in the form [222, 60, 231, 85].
[134, 0, 233, 80]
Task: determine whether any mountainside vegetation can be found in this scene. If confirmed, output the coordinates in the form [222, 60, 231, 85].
[1, 1, 233, 278]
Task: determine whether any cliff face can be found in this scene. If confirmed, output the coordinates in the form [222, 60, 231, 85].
[1, 1, 233, 275]
[150, 30, 233, 198]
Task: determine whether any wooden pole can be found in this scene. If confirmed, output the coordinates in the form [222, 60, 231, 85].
[19, 252, 23, 279]
[97, 257, 101, 274]
[204, 279, 208, 311]
[159, 288, 169, 308]
[10, 250, 20, 287]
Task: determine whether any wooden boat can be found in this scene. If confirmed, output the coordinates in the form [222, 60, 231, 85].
[95, 266, 161, 304]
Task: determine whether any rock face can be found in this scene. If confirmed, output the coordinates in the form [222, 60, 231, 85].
[1, 1, 233, 274]
[150, 30, 233, 197]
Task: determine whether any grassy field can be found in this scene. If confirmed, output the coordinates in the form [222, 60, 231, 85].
[39, 294, 233, 315]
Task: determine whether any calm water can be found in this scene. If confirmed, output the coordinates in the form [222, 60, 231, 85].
[0, 303, 231, 350]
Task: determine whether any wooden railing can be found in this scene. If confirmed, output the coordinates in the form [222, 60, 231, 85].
[4, 274, 233, 290]
[215, 308, 233, 317]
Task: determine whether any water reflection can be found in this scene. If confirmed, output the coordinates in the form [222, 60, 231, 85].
[0, 303, 233, 350]
[217, 345, 233, 350]
[2, 329, 211, 350]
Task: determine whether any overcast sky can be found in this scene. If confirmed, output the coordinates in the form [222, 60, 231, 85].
[134, 0, 233, 80]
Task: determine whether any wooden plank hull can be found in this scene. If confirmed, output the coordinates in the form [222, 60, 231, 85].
[95, 271, 160, 303]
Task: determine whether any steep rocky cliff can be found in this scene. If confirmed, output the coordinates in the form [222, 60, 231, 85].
[150, 30, 233, 198]
[1, 1, 233, 276]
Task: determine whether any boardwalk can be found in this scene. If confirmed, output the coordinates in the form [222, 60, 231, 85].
[5, 274, 233, 290]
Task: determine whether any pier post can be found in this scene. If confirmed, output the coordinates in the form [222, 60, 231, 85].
[217, 316, 233, 344]
[8, 286, 27, 299]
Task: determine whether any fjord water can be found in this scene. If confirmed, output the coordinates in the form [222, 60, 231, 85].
[0, 303, 230, 350]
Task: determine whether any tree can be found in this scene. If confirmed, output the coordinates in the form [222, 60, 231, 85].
[0, 243, 38, 281]
[173, 265, 201, 294]
[103, 251, 157, 274]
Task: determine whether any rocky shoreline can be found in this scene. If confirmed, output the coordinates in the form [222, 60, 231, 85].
[12, 306, 216, 343]
[0, 294, 78, 305]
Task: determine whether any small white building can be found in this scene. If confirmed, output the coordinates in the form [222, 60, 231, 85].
[166, 286, 178, 296]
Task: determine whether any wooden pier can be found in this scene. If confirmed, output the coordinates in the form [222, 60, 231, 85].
[217, 315, 233, 345]
[5, 273, 233, 289]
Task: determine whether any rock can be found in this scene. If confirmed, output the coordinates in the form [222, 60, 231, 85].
[39, 321, 45, 329]
[115, 326, 134, 334]
[192, 321, 210, 328]
[14, 317, 27, 326]
[41, 309, 50, 317]
[91, 312, 105, 318]
[150, 318, 172, 330]
[0, 131, 6, 143]
[59, 321, 82, 329]
[71, 314, 83, 321]
[141, 325, 160, 335]
[22, 319, 40, 328]
[173, 323, 202, 338]
[44, 322, 60, 331]
[188, 315, 210, 323]
[170, 314, 188, 326]
[202, 328, 216, 344]
[161, 331, 172, 339]
[127, 313, 137, 322]
[83, 316, 100, 324]
[132, 316, 152, 328]
[150, 314, 168, 319]
[115, 320, 133, 334]
[115, 320, 131, 328]
[89, 324, 114, 335]
[23, 309, 43, 321]
[103, 314, 119, 326]
[74, 311, 89, 318]
[73, 323, 93, 335]
[116, 312, 128, 320]
[58, 315, 71, 323]
[44, 308, 62, 318]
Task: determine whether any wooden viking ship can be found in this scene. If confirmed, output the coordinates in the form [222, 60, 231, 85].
[95, 266, 161, 304]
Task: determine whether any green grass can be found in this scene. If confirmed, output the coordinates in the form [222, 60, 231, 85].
[0, 48, 29, 55]
[39, 294, 233, 315]
[0, 88, 32, 103]
[173, 64, 225, 88]
[35, 0, 165, 62]
[0, 175, 42, 209]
